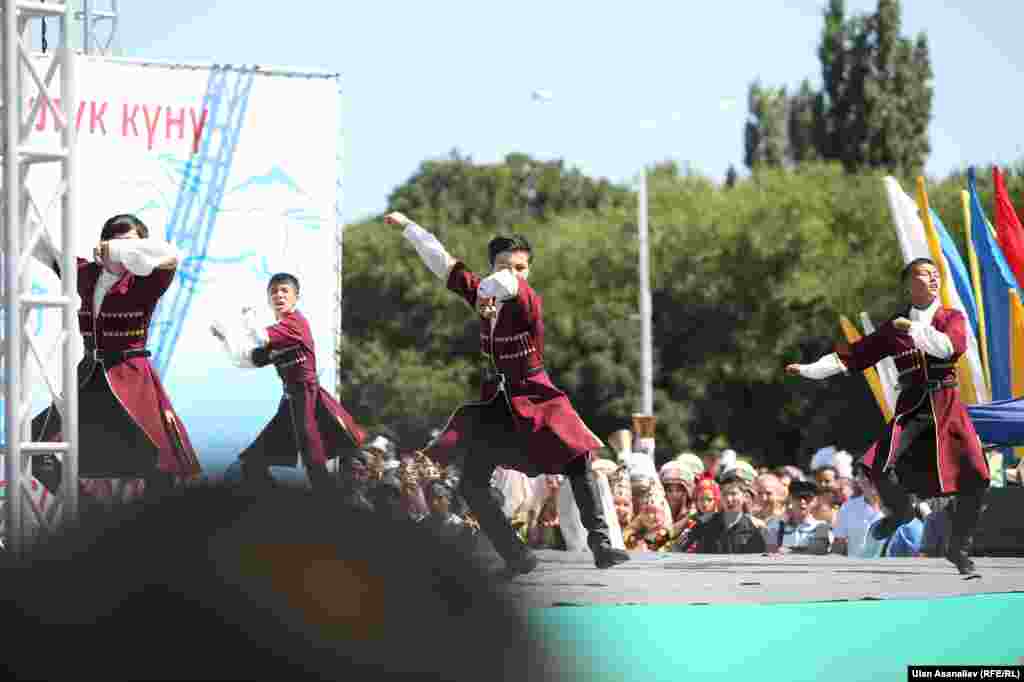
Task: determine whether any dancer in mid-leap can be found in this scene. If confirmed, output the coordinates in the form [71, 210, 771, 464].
[212, 273, 367, 492]
[385, 211, 629, 576]
[786, 258, 990, 575]
[31, 214, 200, 495]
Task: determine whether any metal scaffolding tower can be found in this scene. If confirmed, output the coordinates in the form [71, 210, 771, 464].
[75, 0, 119, 55]
[2, 0, 78, 555]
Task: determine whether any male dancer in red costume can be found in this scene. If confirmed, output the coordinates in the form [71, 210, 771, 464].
[212, 273, 367, 492]
[31, 214, 200, 494]
[385, 211, 630, 575]
[786, 258, 990, 575]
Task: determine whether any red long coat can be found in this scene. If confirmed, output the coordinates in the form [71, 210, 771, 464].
[424, 263, 603, 476]
[842, 307, 989, 496]
[32, 258, 200, 478]
[238, 309, 366, 468]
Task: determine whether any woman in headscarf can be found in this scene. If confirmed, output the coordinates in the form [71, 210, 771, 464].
[623, 487, 672, 551]
[670, 472, 721, 553]
[522, 475, 567, 550]
[607, 465, 634, 546]
[693, 472, 722, 515]
[659, 460, 694, 531]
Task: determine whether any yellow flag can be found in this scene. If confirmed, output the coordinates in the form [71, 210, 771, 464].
[915, 177, 980, 405]
[1009, 290, 1024, 398]
[840, 315, 894, 422]
[1008, 290, 1024, 464]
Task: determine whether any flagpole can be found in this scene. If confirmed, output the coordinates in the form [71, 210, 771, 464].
[638, 167, 653, 416]
[1009, 290, 1024, 398]
[962, 189, 991, 393]
[839, 315, 892, 422]
[916, 176, 981, 405]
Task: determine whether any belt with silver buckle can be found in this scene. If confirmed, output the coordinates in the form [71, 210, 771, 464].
[87, 347, 152, 365]
[899, 376, 957, 392]
[482, 366, 544, 382]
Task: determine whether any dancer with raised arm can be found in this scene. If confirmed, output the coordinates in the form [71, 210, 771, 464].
[385, 211, 629, 576]
[30, 214, 201, 495]
[212, 273, 367, 493]
[785, 258, 990, 575]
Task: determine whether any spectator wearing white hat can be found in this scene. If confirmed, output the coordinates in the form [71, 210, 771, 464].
[810, 446, 840, 493]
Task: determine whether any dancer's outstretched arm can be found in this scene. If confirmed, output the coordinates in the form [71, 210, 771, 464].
[385, 211, 457, 281]
[386, 210, 516, 319]
[210, 312, 261, 369]
[785, 317, 918, 380]
[785, 353, 847, 380]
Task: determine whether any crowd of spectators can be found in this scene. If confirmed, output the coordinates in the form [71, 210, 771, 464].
[5, 425, 1021, 561]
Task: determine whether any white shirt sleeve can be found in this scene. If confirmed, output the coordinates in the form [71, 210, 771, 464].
[907, 321, 955, 359]
[212, 317, 259, 369]
[241, 309, 270, 346]
[106, 239, 180, 277]
[402, 222, 457, 281]
[796, 352, 847, 380]
[477, 269, 519, 301]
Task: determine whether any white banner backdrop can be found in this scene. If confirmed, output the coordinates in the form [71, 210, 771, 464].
[5, 56, 342, 476]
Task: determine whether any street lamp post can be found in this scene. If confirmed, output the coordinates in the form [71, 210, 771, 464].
[637, 167, 653, 417]
[528, 89, 654, 418]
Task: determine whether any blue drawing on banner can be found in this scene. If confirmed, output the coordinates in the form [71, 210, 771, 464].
[171, 251, 262, 292]
[227, 165, 306, 196]
[30, 281, 47, 335]
[284, 207, 322, 231]
[135, 73, 329, 379]
[2, 281, 50, 336]
[150, 66, 257, 378]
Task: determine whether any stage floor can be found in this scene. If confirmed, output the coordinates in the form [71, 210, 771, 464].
[496, 550, 1024, 608]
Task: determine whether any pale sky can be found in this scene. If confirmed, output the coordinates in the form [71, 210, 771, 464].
[121, 1, 1024, 224]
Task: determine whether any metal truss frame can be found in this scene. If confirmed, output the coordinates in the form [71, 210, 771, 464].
[76, 0, 118, 55]
[2, 0, 78, 556]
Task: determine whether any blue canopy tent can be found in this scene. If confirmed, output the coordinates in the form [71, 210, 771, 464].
[968, 399, 1024, 446]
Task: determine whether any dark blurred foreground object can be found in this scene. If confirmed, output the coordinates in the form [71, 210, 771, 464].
[0, 485, 564, 681]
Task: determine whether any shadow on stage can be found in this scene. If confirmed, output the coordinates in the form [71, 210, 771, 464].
[0, 483, 565, 682]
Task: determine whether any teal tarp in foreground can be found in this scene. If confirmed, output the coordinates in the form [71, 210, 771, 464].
[529, 594, 1024, 682]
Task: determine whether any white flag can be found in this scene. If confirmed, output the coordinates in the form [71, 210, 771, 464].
[883, 177, 990, 404]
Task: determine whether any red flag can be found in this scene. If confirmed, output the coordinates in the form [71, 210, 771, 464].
[993, 166, 1024, 287]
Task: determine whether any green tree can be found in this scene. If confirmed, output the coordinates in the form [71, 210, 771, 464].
[744, 81, 790, 170]
[788, 79, 822, 164]
[749, 0, 933, 174]
[386, 150, 631, 230]
[817, 0, 932, 173]
[339, 153, 1024, 469]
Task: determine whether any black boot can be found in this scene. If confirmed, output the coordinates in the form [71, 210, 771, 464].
[143, 471, 176, 500]
[567, 466, 630, 569]
[871, 470, 916, 540]
[459, 465, 537, 577]
[945, 490, 985, 576]
[306, 462, 335, 495]
[240, 460, 276, 492]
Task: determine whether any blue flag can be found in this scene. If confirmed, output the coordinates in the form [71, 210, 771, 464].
[968, 167, 1020, 402]
[930, 207, 980, 339]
